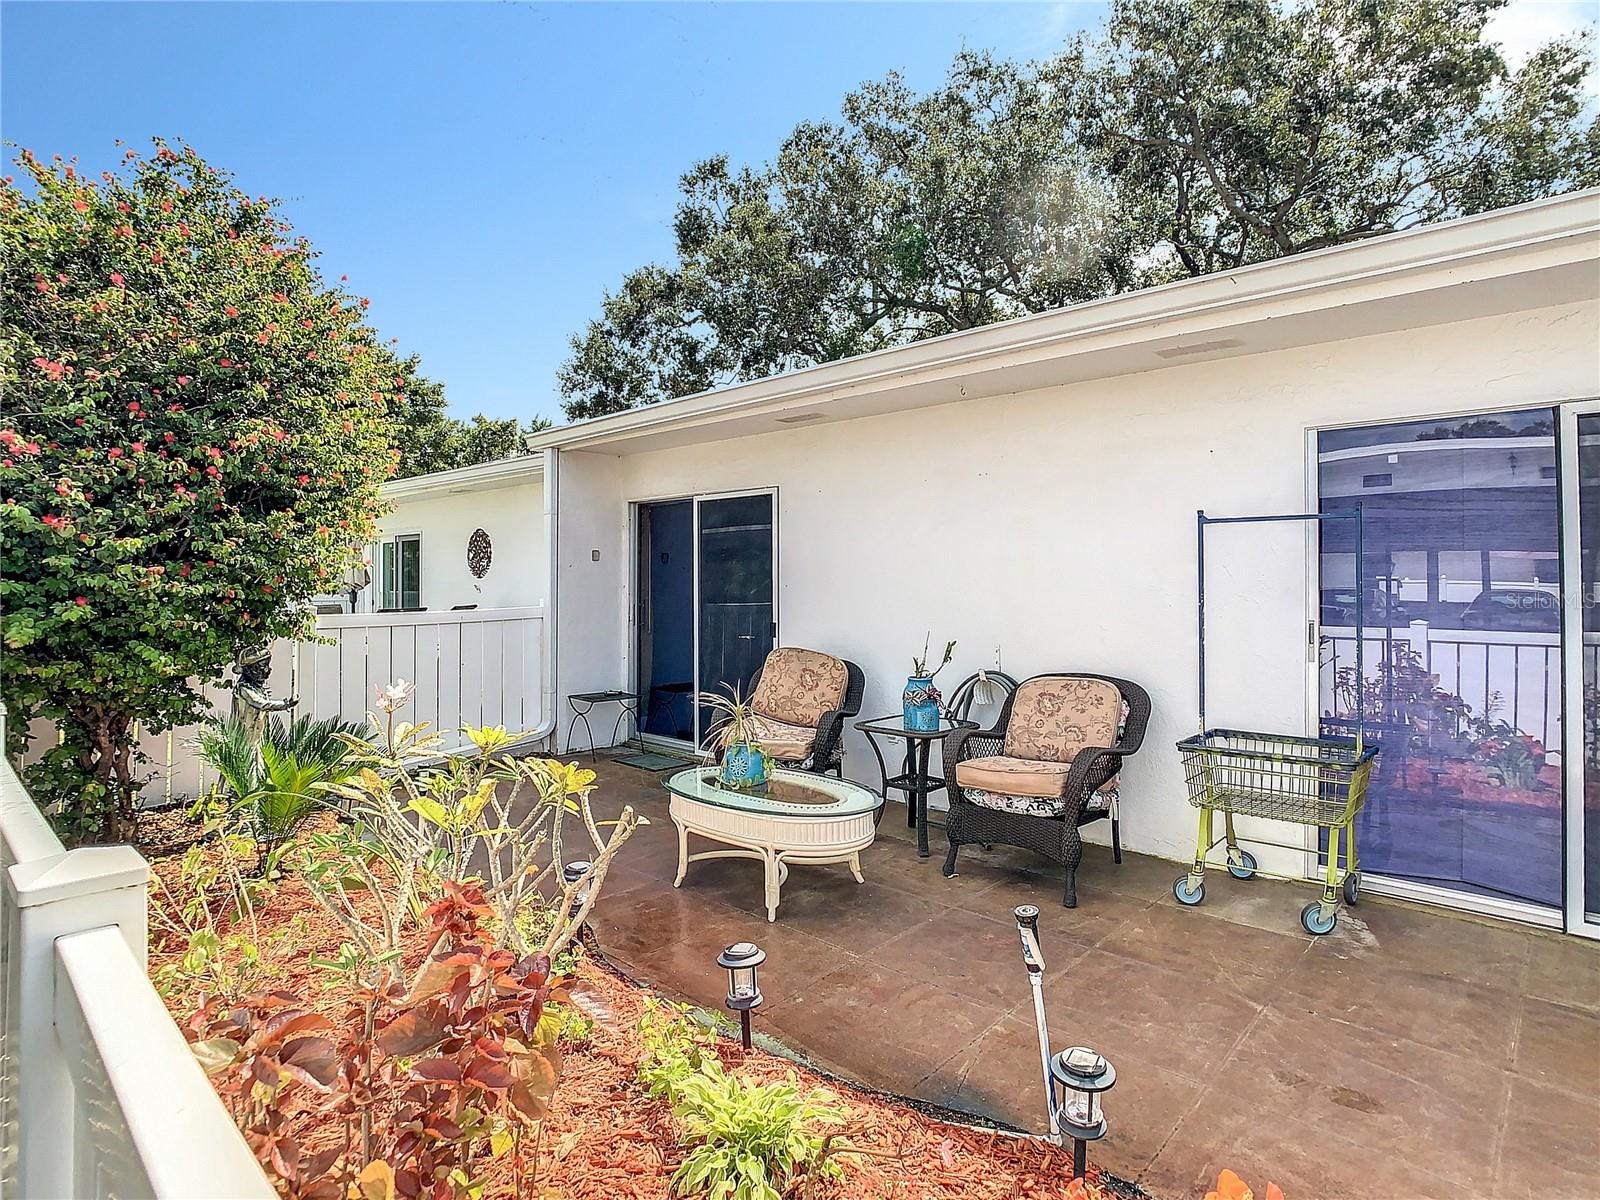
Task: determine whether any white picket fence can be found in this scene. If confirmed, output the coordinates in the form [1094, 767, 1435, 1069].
[0, 706, 272, 1200]
[22, 606, 549, 809]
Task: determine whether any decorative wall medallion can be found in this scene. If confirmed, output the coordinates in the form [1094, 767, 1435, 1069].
[467, 528, 492, 578]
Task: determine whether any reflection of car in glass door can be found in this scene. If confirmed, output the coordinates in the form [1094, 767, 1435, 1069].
[1319, 587, 1413, 626]
[1459, 586, 1561, 632]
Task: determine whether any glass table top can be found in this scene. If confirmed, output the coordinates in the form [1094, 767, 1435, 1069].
[854, 714, 977, 738]
[664, 766, 881, 818]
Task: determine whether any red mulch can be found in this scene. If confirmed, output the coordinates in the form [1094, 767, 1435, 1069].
[148, 837, 1123, 1200]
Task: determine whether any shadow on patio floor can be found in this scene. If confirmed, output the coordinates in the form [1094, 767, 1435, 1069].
[576, 754, 1600, 1200]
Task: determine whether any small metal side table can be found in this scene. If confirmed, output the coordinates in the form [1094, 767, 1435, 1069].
[854, 714, 977, 857]
[566, 690, 639, 759]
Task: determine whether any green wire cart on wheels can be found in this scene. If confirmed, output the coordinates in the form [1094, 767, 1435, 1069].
[1174, 507, 1380, 936]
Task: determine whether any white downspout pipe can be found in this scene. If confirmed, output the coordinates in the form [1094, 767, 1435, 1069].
[528, 446, 560, 748]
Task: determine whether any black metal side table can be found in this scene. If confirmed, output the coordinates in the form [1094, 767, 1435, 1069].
[566, 690, 639, 759]
[854, 714, 977, 857]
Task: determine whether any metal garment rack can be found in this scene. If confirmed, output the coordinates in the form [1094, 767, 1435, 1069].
[1182, 504, 1377, 936]
[1197, 505, 1366, 752]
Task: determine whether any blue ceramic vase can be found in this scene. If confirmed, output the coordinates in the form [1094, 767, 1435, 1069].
[903, 675, 940, 732]
[719, 741, 770, 788]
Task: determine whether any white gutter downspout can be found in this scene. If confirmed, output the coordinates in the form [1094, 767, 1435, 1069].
[531, 446, 560, 748]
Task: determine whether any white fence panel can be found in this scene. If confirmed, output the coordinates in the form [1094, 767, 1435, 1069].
[11, 608, 547, 810]
[1, 708, 271, 1199]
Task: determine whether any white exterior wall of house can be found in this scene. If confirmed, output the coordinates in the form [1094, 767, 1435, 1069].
[374, 461, 548, 612]
[552, 299, 1600, 870]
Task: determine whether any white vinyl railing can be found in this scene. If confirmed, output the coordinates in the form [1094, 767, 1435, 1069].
[1, 705, 272, 1200]
[21, 605, 549, 809]
[1321, 620, 1563, 749]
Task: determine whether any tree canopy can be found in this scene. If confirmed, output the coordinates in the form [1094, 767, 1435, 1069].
[1, 142, 411, 839]
[388, 362, 547, 479]
[560, 0, 1598, 420]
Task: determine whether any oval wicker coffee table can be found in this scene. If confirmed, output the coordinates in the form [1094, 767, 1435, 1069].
[663, 766, 880, 921]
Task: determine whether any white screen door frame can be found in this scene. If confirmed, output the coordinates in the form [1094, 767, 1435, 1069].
[1558, 399, 1600, 939]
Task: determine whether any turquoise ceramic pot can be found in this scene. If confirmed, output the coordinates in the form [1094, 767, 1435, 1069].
[903, 675, 940, 731]
[719, 741, 770, 788]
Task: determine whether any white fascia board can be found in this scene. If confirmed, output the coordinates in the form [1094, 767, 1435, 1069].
[527, 189, 1600, 455]
[382, 454, 544, 501]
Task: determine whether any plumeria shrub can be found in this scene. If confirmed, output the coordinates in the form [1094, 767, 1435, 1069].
[313, 680, 642, 967]
[0, 141, 425, 841]
[178, 684, 639, 1199]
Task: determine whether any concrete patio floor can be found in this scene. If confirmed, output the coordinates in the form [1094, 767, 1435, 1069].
[580, 755, 1600, 1199]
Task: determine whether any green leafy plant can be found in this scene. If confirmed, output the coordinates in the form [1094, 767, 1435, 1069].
[698, 682, 763, 754]
[636, 999, 720, 1105]
[0, 139, 435, 842]
[670, 1063, 849, 1200]
[149, 832, 285, 1000]
[194, 714, 367, 866]
[1467, 697, 1550, 790]
[635, 1002, 852, 1200]
[910, 634, 956, 680]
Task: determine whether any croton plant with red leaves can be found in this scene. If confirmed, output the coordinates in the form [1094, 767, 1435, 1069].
[186, 882, 568, 1200]
[0, 140, 430, 841]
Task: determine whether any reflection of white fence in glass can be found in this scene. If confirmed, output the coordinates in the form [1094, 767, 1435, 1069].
[1321, 621, 1566, 754]
[23, 607, 547, 808]
[0, 714, 272, 1199]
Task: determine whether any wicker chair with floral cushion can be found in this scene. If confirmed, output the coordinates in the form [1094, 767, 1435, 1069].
[739, 648, 865, 777]
[941, 673, 1150, 907]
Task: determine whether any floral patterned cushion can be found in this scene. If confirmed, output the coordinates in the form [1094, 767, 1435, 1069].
[750, 648, 848, 728]
[962, 784, 1120, 818]
[1002, 677, 1123, 764]
[745, 713, 816, 762]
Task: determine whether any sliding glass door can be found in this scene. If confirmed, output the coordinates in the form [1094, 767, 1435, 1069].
[1316, 409, 1564, 919]
[1560, 403, 1600, 938]
[695, 493, 776, 742]
[634, 491, 777, 750]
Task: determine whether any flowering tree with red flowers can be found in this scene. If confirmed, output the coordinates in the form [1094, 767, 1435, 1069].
[0, 141, 411, 841]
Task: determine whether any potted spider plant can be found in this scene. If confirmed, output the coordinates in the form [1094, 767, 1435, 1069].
[701, 683, 770, 788]
[904, 635, 956, 732]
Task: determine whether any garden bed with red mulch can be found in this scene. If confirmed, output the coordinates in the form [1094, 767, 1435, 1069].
[148, 838, 1141, 1200]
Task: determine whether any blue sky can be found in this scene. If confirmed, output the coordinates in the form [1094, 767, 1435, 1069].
[1, 1, 1106, 424]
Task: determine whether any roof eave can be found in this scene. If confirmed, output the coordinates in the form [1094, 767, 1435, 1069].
[526, 188, 1600, 455]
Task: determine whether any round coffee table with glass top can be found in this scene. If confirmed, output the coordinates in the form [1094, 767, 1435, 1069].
[663, 766, 880, 922]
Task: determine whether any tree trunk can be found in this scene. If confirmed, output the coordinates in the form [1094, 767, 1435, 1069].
[68, 704, 139, 843]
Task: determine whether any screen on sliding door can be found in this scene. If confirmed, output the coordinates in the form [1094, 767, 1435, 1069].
[1318, 409, 1561, 910]
[696, 494, 775, 739]
[1576, 413, 1600, 926]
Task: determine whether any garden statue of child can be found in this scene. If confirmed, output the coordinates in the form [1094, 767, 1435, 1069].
[229, 644, 298, 744]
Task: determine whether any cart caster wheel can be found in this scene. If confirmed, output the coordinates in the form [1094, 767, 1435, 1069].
[1300, 902, 1338, 936]
[1173, 875, 1205, 906]
[1226, 849, 1258, 881]
[1343, 872, 1361, 906]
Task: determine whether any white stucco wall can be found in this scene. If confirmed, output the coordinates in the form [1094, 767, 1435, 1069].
[377, 478, 547, 612]
[554, 299, 1600, 869]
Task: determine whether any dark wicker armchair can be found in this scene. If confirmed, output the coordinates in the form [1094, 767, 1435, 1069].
[741, 648, 865, 777]
[941, 673, 1151, 907]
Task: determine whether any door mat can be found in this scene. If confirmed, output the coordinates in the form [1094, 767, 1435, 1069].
[613, 751, 690, 772]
